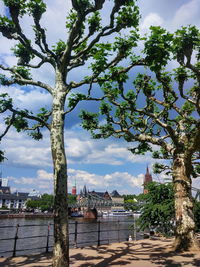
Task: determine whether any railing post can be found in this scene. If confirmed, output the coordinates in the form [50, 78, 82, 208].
[97, 220, 100, 246]
[74, 221, 78, 248]
[13, 224, 19, 257]
[117, 220, 120, 242]
[46, 223, 50, 253]
[134, 215, 137, 241]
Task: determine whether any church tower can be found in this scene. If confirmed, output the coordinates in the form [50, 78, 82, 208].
[143, 166, 153, 194]
[71, 180, 77, 195]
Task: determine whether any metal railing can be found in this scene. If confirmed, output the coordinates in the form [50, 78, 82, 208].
[0, 220, 135, 257]
[0, 223, 52, 257]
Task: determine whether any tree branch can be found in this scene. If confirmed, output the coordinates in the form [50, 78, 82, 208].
[0, 112, 16, 141]
[9, 106, 51, 131]
[33, 18, 56, 60]
[3, 6, 54, 66]
[23, 59, 47, 69]
[70, 59, 145, 89]
[0, 64, 53, 94]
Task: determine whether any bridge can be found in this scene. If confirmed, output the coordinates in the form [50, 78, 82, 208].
[70, 191, 124, 209]
[69, 186, 200, 210]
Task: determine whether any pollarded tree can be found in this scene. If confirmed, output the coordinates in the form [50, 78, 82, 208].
[0, 0, 142, 266]
[81, 25, 200, 251]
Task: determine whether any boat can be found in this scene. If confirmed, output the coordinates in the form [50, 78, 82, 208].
[102, 209, 133, 217]
[70, 211, 83, 218]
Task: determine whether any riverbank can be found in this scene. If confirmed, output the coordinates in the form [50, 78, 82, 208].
[0, 237, 199, 267]
[0, 213, 53, 219]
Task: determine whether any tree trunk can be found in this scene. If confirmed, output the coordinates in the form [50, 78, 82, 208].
[51, 86, 69, 267]
[172, 153, 199, 251]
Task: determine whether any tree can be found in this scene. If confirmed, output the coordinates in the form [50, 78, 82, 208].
[26, 194, 54, 211]
[194, 201, 200, 232]
[138, 182, 175, 237]
[0, 0, 141, 266]
[81, 25, 200, 251]
[68, 194, 77, 205]
[123, 194, 139, 211]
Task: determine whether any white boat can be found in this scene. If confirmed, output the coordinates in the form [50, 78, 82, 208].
[103, 210, 133, 217]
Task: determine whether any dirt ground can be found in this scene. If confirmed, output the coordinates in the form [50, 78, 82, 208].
[0, 238, 200, 267]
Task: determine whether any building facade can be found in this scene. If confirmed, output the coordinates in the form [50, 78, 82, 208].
[0, 178, 40, 209]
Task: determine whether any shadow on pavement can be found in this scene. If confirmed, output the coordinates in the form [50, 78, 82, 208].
[0, 253, 52, 267]
[0, 240, 199, 267]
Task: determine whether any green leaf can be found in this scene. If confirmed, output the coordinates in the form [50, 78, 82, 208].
[52, 40, 66, 56]
[144, 26, 173, 72]
[66, 10, 77, 30]
[28, 130, 43, 140]
[88, 11, 101, 35]
[27, 0, 46, 21]
[12, 41, 34, 64]
[80, 110, 99, 130]
[116, 4, 140, 30]
[129, 142, 153, 155]
[11, 67, 32, 83]
[0, 16, 16, 38]
[68, 93, 86, 109]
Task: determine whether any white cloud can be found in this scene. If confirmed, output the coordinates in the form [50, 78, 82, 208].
[65, 131, 155, 166]
[68, 169, 144, 195]
[0, 2, 5, 16]
[173, 0, 200, 27]
[1, 123, 156, 170]
[140, 12, 164, 32]
[1, 86, 52, 112]
[13, 177, 35, 185]
[68, 168, 102, 187]
[37, 170, 53, 180]
[1, 126, 52, 168]
[7, 169, 54, 194]
[66, 138, 92, 159]
[41, 0, 71, 46]
[6, 167, 145, 195]
[0, 38, 17, 55]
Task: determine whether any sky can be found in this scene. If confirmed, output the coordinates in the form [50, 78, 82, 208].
[1, 0, 200, 196]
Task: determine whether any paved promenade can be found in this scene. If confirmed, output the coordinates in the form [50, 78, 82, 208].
[0, 238, 200, 266]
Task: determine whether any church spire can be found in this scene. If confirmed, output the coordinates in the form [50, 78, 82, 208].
[143, 165, 153, 194]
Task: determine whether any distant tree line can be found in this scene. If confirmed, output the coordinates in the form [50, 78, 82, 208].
[26, 194, 54, 211]
[26, 194, 77, 212]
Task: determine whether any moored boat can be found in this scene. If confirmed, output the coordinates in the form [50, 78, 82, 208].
[103, 209, 133, 217]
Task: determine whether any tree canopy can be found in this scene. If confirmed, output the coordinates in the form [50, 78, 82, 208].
[81, 25, 200, 176]
[81, 25, 200, 251]
[26, 193, 54, 211]
[0, 0, 143, 266]
[138, 182, 175, 236]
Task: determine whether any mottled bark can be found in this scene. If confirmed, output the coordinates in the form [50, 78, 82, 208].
[173, 152, 199, 251]
[51, 80, 69, 267]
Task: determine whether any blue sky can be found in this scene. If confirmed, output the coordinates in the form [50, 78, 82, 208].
[1, 0, 200, 195]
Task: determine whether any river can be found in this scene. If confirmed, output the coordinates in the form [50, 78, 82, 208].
[0, 216, 138, 257]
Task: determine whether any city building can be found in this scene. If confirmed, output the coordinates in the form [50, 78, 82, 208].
[77, 186, 124, 213]
[89, 190, 112, 201]
[28, 189, 41, 198]
[143, 166, 153, 194]
[110, 190, 124, 209]
[0, 178, 40, 209]
[0, 178, 10, 194]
